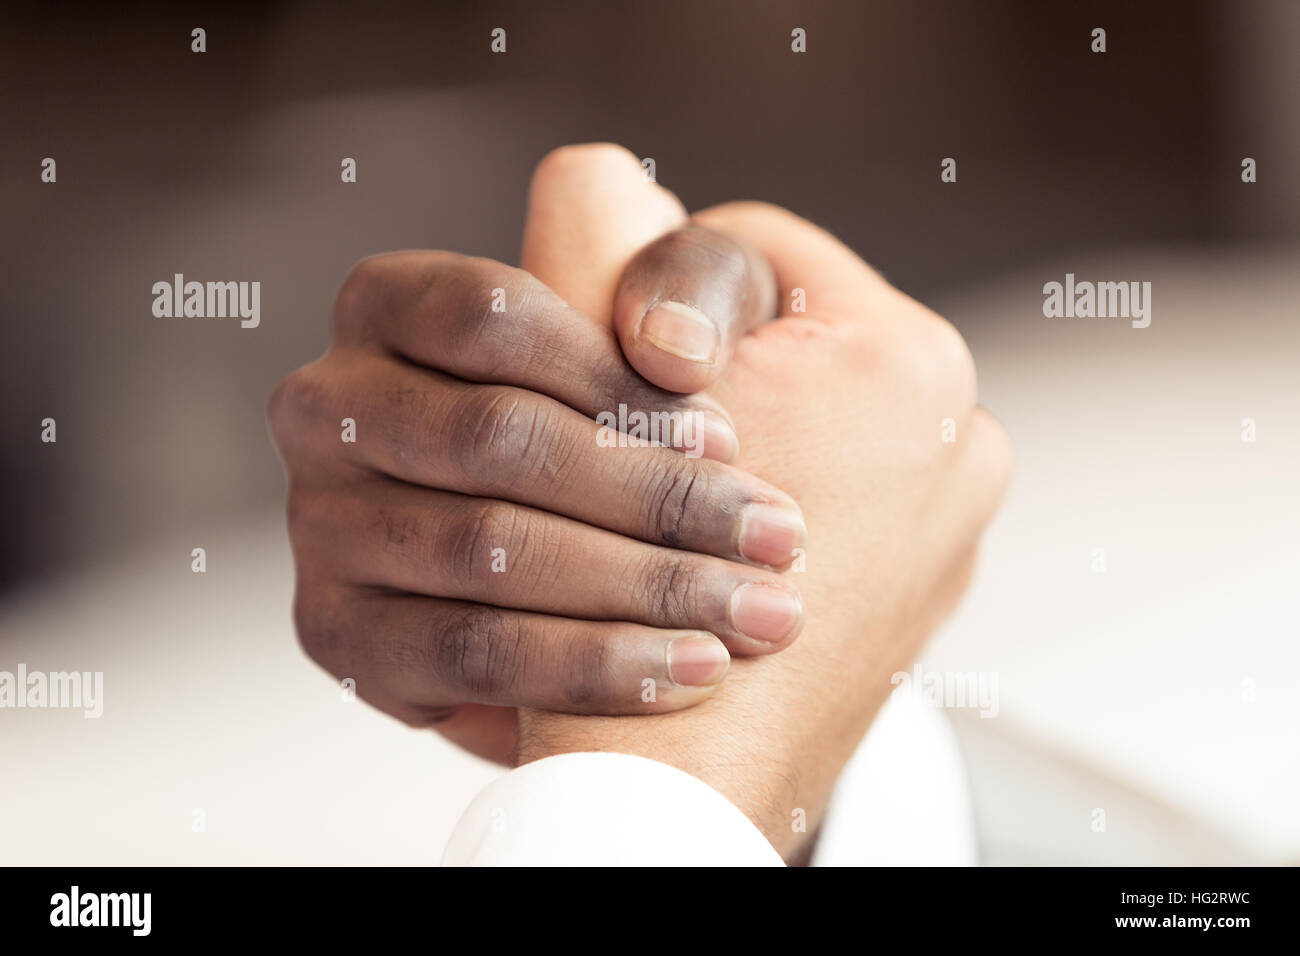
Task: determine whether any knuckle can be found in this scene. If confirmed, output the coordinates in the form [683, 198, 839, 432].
[556, 628, 613, 709]
[265, 376, 295, 434]
[266, 362, 338, 451]
[284, 484, 326, 536]
[266, 369, 307, 438]
[445, 501, 522, 587]
[432, 604, 526, 700]
[332, 255, 391, 332]
[637, 554, 698, 623]
[291, 593, 317, 656]
[932, 321, 978, 403]
[642, 458, 710, 547]
[263, 364, 332, 431]
[899, 315, 978, 405]
[440, 258, 530, 362]
[291, 585, 346, 670]
[455, 389, 555, 488]
[973, 409, 1015, 496]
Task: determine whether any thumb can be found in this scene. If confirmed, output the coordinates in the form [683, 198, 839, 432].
[610, 224, 777, 394]
[520, 143, 686, 325]
[521, 145, 778, 394]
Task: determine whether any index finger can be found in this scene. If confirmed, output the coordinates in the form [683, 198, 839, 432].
[332, 251, 741, 461]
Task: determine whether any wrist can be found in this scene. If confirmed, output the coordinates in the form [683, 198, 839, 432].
[515, 706, 813, 859]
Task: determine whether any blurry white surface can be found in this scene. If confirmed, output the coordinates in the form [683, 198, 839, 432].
[0, 511, 500, 865]
[925, 242, 1300, 862]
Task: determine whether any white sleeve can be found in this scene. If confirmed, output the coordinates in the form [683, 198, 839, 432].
[441, 752, 784, 866]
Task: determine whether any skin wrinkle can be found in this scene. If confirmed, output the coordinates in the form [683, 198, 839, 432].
[448, 503, 509, 594]
[669, 469, 698, 545]
[535, 420, 582, 490]
[517, 399, 558, 487]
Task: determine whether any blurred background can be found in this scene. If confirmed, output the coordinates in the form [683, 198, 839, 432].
[2, 0, 1296, 864]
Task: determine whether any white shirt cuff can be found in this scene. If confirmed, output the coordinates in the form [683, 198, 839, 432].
[441, 751, 784, 866]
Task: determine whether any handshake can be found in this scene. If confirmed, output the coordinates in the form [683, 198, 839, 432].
[267, 144, 1011, 863]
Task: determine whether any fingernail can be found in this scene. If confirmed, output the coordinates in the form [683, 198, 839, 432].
[738, 503, 807, 566]
[696, 411, 740, 462]
[730, 583, 804, 644]
[666, 635, 730, 686]
[638, 301, 719, 364]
